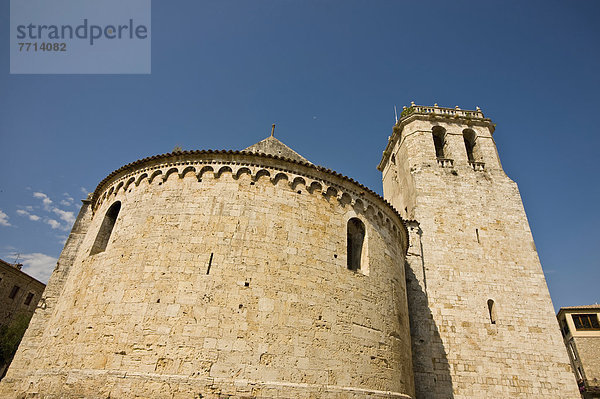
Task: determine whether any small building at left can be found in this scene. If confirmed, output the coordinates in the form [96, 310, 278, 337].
[0, 258, 46, 378]
[0, 259, 45, 328]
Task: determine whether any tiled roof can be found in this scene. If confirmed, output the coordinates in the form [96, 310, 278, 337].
[244, 136, 310, 164]
[0, 258, 22, 269]
[557, 305, 600, 317]
[559, 304, 600, 310]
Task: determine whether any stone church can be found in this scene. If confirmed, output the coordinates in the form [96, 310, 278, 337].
[0, 104, 580, 398]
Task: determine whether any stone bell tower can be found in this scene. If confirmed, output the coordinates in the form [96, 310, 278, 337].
[378, 104, 580, 398]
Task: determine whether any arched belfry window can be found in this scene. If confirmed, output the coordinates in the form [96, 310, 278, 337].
[432, 126, 447, 159]
[347, 218, 366, 271]
[90, 201, 121, 255]
[463, 129, 478, 162]
[487, 299, 497, 324]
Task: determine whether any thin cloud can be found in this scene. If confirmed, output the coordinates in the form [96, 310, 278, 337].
[19, 253, 57, 283]
[45, 219, 61, 229]
[25, 192, 76, 230]
[56, 234, 69, 244]
[52, 208, 76, 225]
[60, 193, 75, 207]
[0, 210, 11, 226]
[16, 209, 41, 221]
[33, 192, 53, 210]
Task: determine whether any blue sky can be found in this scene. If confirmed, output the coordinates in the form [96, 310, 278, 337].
[0, 0, 598, 311]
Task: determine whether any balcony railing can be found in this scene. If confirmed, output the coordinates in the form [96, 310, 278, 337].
[469, 161, 485, 171]
[400, 102, 485, 120]
[436, 158, 454, 168]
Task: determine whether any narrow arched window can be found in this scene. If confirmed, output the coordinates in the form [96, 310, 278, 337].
[432, 126, 447, 158]
[487, 299, 497, 324]
[347, 218, 365, 271]
[463, 129, 477, 162]
[90, 201, 121, 255]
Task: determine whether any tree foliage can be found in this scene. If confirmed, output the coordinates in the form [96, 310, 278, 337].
[0, 312, 33, 368]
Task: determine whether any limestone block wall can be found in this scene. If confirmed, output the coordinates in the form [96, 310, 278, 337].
[1, 152, 414, 399]
[4, 199, 92, 378]
[380, 113, 580, 398]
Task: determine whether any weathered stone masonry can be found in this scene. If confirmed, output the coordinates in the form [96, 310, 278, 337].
[379, 104, 580, 398]
[0, 104, 583, 398]
[1, 149, 414, 399]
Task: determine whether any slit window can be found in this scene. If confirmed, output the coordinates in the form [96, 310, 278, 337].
[572, 314, 600, 330]
[432, 127, 447, 159]
[24, 292, 34, 306]
[206, 253, 213, 275]
[9, 285, 20, 299]
[347, 218, 366, 271]
[90, 201, 121, 255]
[487, 299, 497, 324]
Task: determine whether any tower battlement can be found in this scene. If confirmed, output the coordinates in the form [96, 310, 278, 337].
[401, 102, 487, 120]
[379, 103, 494, 172]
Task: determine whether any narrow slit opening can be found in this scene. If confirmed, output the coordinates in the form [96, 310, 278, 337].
[206, 253, 214, 275]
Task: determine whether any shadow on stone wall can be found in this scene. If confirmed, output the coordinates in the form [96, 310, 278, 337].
[405, 260, 454, 399]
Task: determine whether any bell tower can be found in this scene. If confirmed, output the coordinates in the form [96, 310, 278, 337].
[379, 104, 579, 398]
